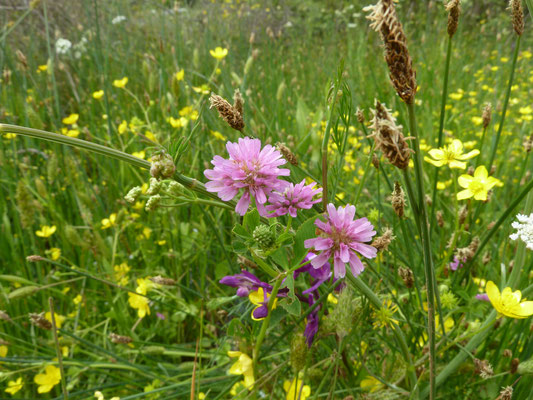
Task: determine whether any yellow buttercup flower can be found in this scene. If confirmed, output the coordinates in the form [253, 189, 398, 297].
[3, 133, 16, 139]
[168, 116, 188, 128]
[457, 166, 502, 201]
[283, 378, 311, 400]
[62, 113, 79, 125]
[132, 151, 146, 159]
[424, 139, 479, 169]
[209, 47, 228, 60]
[92, 90, 104, 99]
[34, 365, 61, 393]
[0, 345, 7, 357]
[228, 351, 254, 388]
[5, 377, 23, 395]
[73, 294, 83, 305]
[38, 64, 48, 72]
[44, 312, 66, 329]
[113, 77, 128, 88]
[128, 292, 150, 318]
[175, 69, 184, 81]
[36, 225, 56, 238]
[118, 120, 128, 134]
[101, 213, 117, 229]
[486, 281, 533, 319]
[45, 247, 61, 260]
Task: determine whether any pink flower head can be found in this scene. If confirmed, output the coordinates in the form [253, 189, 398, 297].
[304, 203, 377, 279]
[204, 137, 290, 216]
[266, 180, 322, 218]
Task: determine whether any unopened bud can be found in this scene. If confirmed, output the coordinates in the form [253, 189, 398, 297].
[109, 332, 133, 344]
[482, 103, 492, 128]
[27, 255, 44, 262]
[150, 153, 175, 180]
[253, 225, 275, 250]
[398, 266, 414, 288]
[30, 312, 52, 330]
[147, 178, 162, 196]
[150, 275, 176, 286]
[125, 186, 142, 203]
[145, 195, 161, 212]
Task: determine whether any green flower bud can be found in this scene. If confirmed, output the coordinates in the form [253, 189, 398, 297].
[253, 224, 275, 250]
[146, 178, 162, 196]
[124, 186, 142, 203]
[290, 334, 307, 373]
[150, 153, 175, 180]
[145, 195, 161, 212]
[166, 181, 184, 196]
[517, 357, 533, 375]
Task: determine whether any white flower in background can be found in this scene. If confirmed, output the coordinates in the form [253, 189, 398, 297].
[510, 213, 533, 250]
[73, 36, 88, 59]
[112, 15, 127, 24]
[55, 38, 72, 55]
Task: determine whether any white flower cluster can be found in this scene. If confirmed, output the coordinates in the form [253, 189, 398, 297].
[509, 213, 533, 250]
[55, 38, 72, 55]
[112, 15, 127, 24]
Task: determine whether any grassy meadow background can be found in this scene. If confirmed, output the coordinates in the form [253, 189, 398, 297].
[1, 0, 533, 398]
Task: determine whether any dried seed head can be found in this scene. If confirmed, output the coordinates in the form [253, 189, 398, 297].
[467, 166, 475, 175]
[372, 154, 380, 169]
[371, 228, 395, 252]
[392, 182, 406, 217]
[474, 358, 494, 379]
[500, 386, 513, 400]
[510, 358, 520, 373]
[425, 194, 433, 207]
[149, 275, 176, 286]
[233, 88, 244, 116]
[276, 142, 298, 166]
[109, 332, 133, 344]
[398, 266, 414, 288]
[29, 312, 52, 330]
[209, 93, 245, 131]
[446, 0, 461, 37]
[365, 0, 417, 103]
[509, 0, 524, 36]
[0, 310, 11, 321]
[356, 108, 365, 123]
[368, 101, 412, 169]
[482, 251, 491, 265]
[26, 255, 44, 262]
[503, 349, 512, 358]
[436, 210, 444, 227]
[458, 205, 468, 225]
[16, 50, 28, 70]
[482, 103, 492, 128]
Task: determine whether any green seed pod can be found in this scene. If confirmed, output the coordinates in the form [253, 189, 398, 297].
[9, 286, 39, 299]
[150, 153, 176, 180]
[166, 181, 184, 196]
[124, 186, 142, 203]
[144, 346, 166, 355]
[34, 177, 47, 199]
[517, 357, 533, 375]
[244, 56, 254, 76]
[253, 225, 275, 250]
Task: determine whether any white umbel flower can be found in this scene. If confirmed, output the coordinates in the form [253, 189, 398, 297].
[510, 213, 533, 250]
[55, 38, 72, 55]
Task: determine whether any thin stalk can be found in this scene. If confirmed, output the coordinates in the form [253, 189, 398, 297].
[49, 298, 69, 400]
[354, 143, 376, 206]
[487, 35, 521, 169]
[475, 126, 488, 168]
[405, 102, 436, 400]
[253, 276, 283, 373]
[321, 80, 341, 209]
[430, 36, 453, 216]
[508, 191, 533, 287]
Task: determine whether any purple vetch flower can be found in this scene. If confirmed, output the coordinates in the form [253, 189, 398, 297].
[219, 270, 272, 297]
[294, 252, 334, 294]
[449, 255, 466, 271]
[266, 180, 322, 218]
[303, 294, 320, 347]
[304, 203, 377, 279]
[204, 137, 290, 216]
[156, 312, 166, 320]
[475, 293, 490, 302]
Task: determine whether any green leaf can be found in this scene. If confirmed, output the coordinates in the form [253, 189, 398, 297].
[270, 247, 289, 270]
[292, 216, 319, 268]
[232, 224, 251, 240]
[279, 274, 301, 315]
[243, 209, 260, 232]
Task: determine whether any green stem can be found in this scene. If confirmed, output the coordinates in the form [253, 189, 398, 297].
[508, 191, 533, 287]
[475, 126, 488, 168]
[430, 36, 453, 216]
[321, 79, 341, 209]
[487, 35, 521, 170]
[406, 102, 436, 400]
[253, 276, 283, 373]
[354, 143, 376, 206]
[346, 274, 418, 396]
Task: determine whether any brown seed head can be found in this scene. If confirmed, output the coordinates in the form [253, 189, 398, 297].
[233, 88, 244, 116]
[436, 211, 444, 227]
[365, 0, 417, 103]
[446, 0, 461, 37]
[371, 228, 395, 252]
[474, 358, 494, 379]
[372, 154, 380, 169]
[109, 332, 133, 344]
[29, 312, 52, 330]
[392, 182, 406, 217]
[509, 0, 524, 36]
[149, 276, 176, 286]
[482, 251, 491, 265]
[238, 255, 258, 269]
[276, 142, 298, 166]
[458, 205, 468, 225]
[209, 93, 245, 132]
[510, 358, 520, 373]
[523, 134, 533, 153]
[0, 310, 11, 321]
[482, 103, 492, 128]
[27, 255, 44, 262]
[356, 108, 365, 123]
[16, 50, 28, 70]
[398, 266, 414, 288]
[368, 100, 412, 169]
[500, 386, 513, 400]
